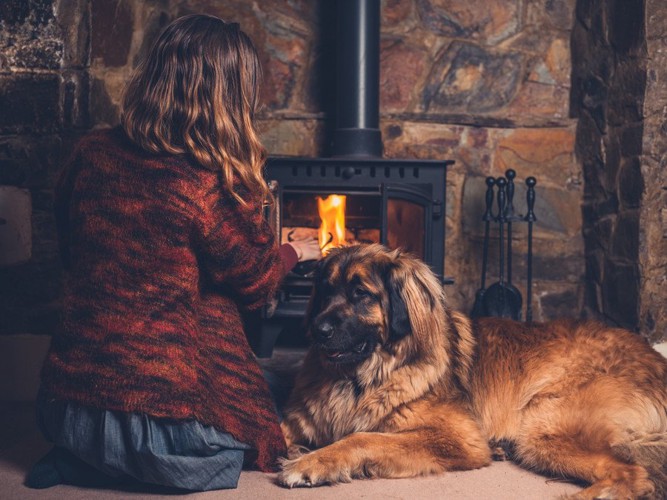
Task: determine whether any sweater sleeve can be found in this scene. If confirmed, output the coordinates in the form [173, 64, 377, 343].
[195, 185, 290, 311]
[279, 243, 298, 275]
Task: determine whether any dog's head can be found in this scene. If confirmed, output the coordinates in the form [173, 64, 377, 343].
[305, 243, 446, 368]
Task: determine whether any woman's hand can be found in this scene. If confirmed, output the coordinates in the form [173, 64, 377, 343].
[288, 238, 322, 262]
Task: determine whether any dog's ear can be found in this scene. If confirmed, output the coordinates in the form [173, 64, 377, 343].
[384, 263, 411, 340]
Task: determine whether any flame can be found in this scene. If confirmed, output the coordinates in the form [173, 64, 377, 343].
[317, 194, 346, 254]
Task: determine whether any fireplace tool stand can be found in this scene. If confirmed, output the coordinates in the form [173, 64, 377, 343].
[471, 170, 537, 322]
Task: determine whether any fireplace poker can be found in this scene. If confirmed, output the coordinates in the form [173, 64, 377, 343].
[471, 177, 496, 318]
[505, 169, 516, 286]
[525, 177, 537, 322]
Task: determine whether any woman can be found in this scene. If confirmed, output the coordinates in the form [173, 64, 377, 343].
[28, 14, 319, 491]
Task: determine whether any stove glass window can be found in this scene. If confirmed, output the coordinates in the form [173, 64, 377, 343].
[387, 198, 425, 260]
[280, 191, 382, 248]
[278, 190, 427, 262]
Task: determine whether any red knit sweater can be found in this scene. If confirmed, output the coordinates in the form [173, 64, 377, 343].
[41, 128, 290, 471]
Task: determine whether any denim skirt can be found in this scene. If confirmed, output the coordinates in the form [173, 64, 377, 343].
[36, 389, 251, 491]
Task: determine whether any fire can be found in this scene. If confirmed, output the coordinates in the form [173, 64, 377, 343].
[317, 194, 347, 254]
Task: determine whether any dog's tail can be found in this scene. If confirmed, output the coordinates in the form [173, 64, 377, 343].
[612, 433, 667, 500]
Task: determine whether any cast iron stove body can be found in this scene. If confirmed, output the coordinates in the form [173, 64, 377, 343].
[249, 156, 452, 357]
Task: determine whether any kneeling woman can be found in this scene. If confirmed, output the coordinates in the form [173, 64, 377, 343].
[28, 14, 319, 491]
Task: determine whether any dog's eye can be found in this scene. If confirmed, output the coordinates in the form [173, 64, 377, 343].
[353, 287, 371, 299]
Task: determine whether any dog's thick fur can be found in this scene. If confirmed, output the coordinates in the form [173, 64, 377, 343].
[278, 244, 667, 499]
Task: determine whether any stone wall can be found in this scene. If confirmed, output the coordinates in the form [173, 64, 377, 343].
[639, 0, 667, 342]
[1, 0, 595, 338]
[0, 0, 89, 335]
[571, 0, 666, 341]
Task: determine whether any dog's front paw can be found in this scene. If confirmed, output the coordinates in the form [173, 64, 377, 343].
[277, 452, 351, 488]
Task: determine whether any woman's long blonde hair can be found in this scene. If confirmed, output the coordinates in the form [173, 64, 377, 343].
[121, 14, 268, 206]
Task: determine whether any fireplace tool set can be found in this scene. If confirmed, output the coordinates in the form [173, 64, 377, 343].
[471, 170, 537, 322]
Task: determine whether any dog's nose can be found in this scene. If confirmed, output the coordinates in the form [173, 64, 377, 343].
[314, 321, 335, 340]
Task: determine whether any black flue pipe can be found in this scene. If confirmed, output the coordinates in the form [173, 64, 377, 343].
[332, 0, 383, 157]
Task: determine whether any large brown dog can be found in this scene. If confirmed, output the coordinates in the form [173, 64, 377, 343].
[278, 244, 667, 498]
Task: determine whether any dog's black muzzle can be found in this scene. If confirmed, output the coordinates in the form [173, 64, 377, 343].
[311, 310, 377, 365]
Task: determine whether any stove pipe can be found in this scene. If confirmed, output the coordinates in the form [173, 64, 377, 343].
[331, 0, 383, 157]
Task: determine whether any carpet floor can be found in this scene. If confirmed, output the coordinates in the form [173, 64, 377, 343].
[0, 347, 584, 499]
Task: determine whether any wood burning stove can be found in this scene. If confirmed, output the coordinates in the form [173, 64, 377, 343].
[247, 0, 453, 356]
[246, 157, 452, 357]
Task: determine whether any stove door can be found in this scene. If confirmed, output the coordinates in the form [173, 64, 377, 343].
[382, 183, 434, 265]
